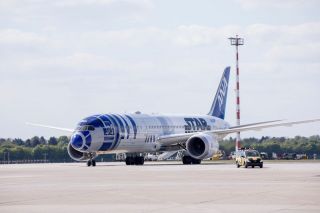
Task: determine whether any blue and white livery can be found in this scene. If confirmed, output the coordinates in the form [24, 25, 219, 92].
[28, 67, 320, 166]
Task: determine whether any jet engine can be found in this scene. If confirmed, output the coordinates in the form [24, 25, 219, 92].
[67, 143, 91, 161]
[185, 133, 219, 160]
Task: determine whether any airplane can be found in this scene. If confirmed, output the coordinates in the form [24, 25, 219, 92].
[27, 67, 320, 166]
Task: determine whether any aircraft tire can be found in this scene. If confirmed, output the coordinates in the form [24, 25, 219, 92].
[126, 157, 132, 165]
[134, 156, 138, 165]
[134, 156, 144, 165]
[87, 160, 92, 167]
[182, 156, 192, 165]
[191, 158, 201, 164]
[139, 157, 145, 165]
[92, 159, 96, 167]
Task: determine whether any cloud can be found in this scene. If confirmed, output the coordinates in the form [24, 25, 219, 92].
[236, 0, 320, 9]
[0, 29, 47, 44]
[2, 22, 320, 74]
[0, 0, 154, 9]
[3, 22, 319, 49]
[0, 0, 154, 28]
[73, 22, 320, 66]
[53, 0, 154, 9]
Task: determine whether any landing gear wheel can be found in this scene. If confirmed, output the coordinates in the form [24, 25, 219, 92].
[125, 157, 130, 165]
[236, 162, 240, 168]
[126, 156, 144, 165]
[126, 157, 134, 165]
[139, 157, 145, 165]
[191, 158, 201, 164]
[182, 156, 201, 165]
[182, 156, 192, 165]
[87, 160, 92, 167]
[134, 156, 144, 165]
[260, 163, 263, 168]
[92, 159, 96, 167]
[252, 165, 254, 168]
[245, 163, 248, 168]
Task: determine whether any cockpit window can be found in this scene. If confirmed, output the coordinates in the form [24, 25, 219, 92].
[77, 125, 95, 131]
[87, 126, 95, 131]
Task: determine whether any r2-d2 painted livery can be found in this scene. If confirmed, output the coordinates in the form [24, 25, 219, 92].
[29, 66, 320, 166]
[68, 113, 229, 162]
[68, 67, 231, 165]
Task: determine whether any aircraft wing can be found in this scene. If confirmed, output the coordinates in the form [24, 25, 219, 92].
[157, 118, 320, 146]
[212, 118, 320, 135]
[228, 119, 282, 129]
[26, 122, 74, 132]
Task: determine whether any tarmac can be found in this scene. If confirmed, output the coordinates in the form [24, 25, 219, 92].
[0, 161, 320, 213]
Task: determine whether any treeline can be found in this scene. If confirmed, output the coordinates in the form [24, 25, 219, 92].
[0, 135, 320, 163]
[220, 135, 320, 157]
[0, 136, 71, 162]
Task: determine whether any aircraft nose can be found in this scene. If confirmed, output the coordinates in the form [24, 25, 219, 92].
[71, 133, 84, 149]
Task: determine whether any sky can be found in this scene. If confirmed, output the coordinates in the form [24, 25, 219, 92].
[0, 0, 320, 139]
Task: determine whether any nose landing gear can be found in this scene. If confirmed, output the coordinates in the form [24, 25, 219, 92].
[87, 159, 96, 167]
[87, 153, 96, 167]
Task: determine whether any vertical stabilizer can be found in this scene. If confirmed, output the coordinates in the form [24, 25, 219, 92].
[207, 67, 230, 119]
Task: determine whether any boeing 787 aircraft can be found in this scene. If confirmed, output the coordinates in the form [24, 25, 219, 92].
[28, 67, 320, 166]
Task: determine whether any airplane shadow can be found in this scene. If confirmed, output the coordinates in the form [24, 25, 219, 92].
[94, 161, 232, 167]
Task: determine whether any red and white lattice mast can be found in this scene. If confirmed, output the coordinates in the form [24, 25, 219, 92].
[228, 35, 244, 151]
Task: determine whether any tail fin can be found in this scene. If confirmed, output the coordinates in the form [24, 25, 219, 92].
[208, 67, 230, 119]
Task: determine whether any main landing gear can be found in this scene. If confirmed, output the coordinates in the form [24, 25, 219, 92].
[182, 156, 201, 165]
[125, 156, 145, 165]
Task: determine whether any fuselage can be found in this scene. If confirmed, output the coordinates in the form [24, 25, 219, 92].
[70, 113, 230, 155]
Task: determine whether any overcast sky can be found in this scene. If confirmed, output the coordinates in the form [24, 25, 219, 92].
[1, 0, 319, 139]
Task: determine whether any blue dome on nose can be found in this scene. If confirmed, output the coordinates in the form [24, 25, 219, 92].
[71, 134, 83, 149]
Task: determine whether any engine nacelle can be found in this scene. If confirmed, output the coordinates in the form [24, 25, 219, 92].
[185, 133, 219, 160]
[67, 143, 92, 161]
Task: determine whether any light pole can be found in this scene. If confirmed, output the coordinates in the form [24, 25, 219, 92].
[43, 153, 48, 163]
[228, 35, 244, 152]
[3, 152, 6, 164]
[3, 151, 10, 164]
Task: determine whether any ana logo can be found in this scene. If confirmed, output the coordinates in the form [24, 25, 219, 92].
[217, 77, 228, 111]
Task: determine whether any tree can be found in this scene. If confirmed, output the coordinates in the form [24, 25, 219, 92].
[12, 138, 24, 146]
[58, 136, 69, 146]
[0, 138, 6, 145]
[1, 135, 320, 162]
[30, 136, 41, 147]
[25, 139, 32, 147]
[39, 136, 47, 145]
[48, 137, 58, 145]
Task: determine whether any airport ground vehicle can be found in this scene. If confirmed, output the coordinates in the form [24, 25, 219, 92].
[236, 149, 263, 168]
